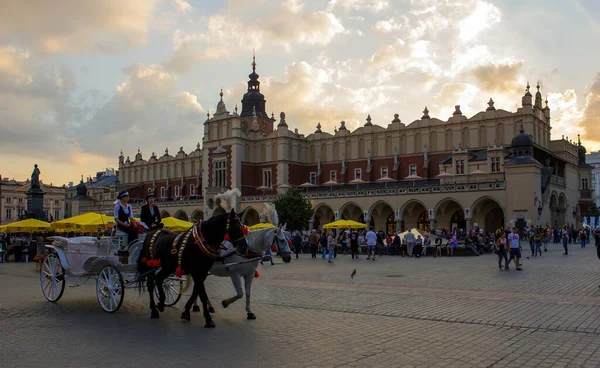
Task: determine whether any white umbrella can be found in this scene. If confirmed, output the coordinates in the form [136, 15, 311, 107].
[299, 182, 315, 193]
[436, 172, 452, 178]
[322, 180, 340, 191]
[348, 178, 366, 190]
[377, 175, 395, 189]
[469, 169, 487, 175]
[404, 174, 423, 180]
[256, 185, 269, 195]
[277, 183, 292, 189]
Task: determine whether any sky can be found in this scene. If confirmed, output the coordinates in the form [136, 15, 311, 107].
[0, 0, 599, 186]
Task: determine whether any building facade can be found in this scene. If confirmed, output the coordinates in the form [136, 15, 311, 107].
[0, 178, 66, 225]
[586, 151, 600, 208]
[65, 169, 120, 218]
[117, 57, 591, 234]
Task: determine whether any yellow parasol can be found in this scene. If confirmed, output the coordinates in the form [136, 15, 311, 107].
[323, 219, 367, 229]
[1, 218, 52, 232]
[160, 217, 193, 232]
[52, 213, 115, 232]
[248, 223, 277, 230]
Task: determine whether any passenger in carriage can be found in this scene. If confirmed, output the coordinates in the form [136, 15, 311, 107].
[114, 191, 138, 244]
[140, 192, 163, 231]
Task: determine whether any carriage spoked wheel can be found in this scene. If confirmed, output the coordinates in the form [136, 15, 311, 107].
[40, 253, 66, 302]
[154, 276, 184, 307]
[96, 265, 125, 313]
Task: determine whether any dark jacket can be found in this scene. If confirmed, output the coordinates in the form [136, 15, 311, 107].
[140, 204, 161, 229]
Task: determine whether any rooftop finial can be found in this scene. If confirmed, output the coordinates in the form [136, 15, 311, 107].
[526, 82, 530, 93]
[519, 121, 524, 134]
[219, 88, 223, 101]
[536, 82, 540, 92]
[252, 48, 256, 72]
[487, 98, 496, 111]
[578, 133, 581, 145]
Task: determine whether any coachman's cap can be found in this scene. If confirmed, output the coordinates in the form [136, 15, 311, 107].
[117, 191, 130, 199]
[146, 192, 155, 200]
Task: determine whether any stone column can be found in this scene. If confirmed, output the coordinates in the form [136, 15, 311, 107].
[466, 218, 473, 232]
[429, 218, 436, 232]
[395, 217, 402, 233]
[309, 217, 315, 231]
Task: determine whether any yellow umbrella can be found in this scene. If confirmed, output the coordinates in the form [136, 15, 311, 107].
[2, 218, 52, 232]
[160, 217, 193, 232]
[248, 223, 277, 230]
[399, 228, 423, 238]
[53, 213, 115, 232]
[323, 219, 367, 229]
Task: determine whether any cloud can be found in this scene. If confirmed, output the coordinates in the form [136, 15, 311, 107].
[172, 0, 192, 13]
[429, 83, 480, 119]
[578, 73, 600, 146]
[76, 63, 205, 157]
[164, 1, 345, 73]
[468, 60, 525, 95]
[459, 1, 502, 41]
[0, 0, 162, 53]
[327, 0, 389, 13]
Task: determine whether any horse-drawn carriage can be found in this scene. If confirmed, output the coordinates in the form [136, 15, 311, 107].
[40, 232, 184, 313]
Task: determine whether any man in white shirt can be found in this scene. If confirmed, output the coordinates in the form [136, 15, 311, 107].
[507, 227, 522, 271]
[365, 228, 377, 261]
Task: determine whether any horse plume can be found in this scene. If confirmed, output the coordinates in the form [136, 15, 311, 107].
[215, 188, 241, 212]
[263, 203, 279, 226]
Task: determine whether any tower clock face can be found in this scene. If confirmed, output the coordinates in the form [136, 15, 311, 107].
[260, 121, 267, 133]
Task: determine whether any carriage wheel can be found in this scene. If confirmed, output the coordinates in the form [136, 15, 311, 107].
[155, 276, 184, 307]
[96, 265, 125, 313]
[40, 253, 66, 302]
[128, 242, 142, 265]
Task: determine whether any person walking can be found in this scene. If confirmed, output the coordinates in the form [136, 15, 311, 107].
[507, 227, 523, 271]
[579, 228, 586, 248]
[366, 227, 377, 261]
[327, 231, 336, 263]
[534, 230, 542, 257]
[561, 225, 569, 255]
[320, 231, 328, 259]
[292, 231, 302, 259]
[308, 230, 319, 259]
[496, 232, 508, 270]
[349, 229, 359, 259]
[405, 230, 415, 256]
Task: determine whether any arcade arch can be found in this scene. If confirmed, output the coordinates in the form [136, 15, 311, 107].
[160, 210, 171, 218]
[242, 207, 260, 226]
[434, 198, 465, 231]
[471, 197, 504, 234]
[558, 193, 567, 226]
[313, 203, 335, 230]
[550, 191, 558, 226]
[191, 209, 203, 222]
[339, 202, 363, 222]
[369, 201, 394, 233]
[174, 210, 189, 222]
[401, 200, 429, 232]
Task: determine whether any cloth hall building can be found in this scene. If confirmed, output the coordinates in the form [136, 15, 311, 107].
[115, 58, 592, 235]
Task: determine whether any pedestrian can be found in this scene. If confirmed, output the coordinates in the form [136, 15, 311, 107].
[580, 228, 586, 248]
[308, 229, 319, 259]
[534, 230, 542, 257]
[292, 231, 302, 259]
[561, 225, 569, 255]
[327, 231, 336, 263]
[496, 232, 508, 270]
[405, 230, 415, 256]
[349, 229, 359, 259]
[320, 231, 328, 259]
[414, 235, 423, 258]
[366, 227, 377, 261]
[507, 227, 523, 271]
[422, 234, 431, 256]
[435, 236, 442, 257]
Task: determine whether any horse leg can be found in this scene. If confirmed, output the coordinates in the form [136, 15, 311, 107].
[195, 272, 215, 328]
[155, 268, 170, 312]
[244, 268, 256, 320]
[147, 272, 159, 319]
[181, 276, 200, 322]
[221, 273, 243, 309]
[193, 296, 200, 312]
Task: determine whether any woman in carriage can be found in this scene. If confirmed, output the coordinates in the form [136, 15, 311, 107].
[140, 192, 163, 231]
[113, 191, 138, 245]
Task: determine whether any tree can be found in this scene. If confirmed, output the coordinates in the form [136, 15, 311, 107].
[273, 188, 314, 231]
[587, 203, 600, 218]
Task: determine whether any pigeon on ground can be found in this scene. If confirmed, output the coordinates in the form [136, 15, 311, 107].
[351, 269, 356, 279]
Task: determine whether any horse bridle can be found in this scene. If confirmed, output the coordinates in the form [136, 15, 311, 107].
[271, 230, 289, 253]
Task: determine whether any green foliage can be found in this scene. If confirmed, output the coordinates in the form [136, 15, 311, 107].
[587, 203, 600, 217]
[273, 188, 314, 231]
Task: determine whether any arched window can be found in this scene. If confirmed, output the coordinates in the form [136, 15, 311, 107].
[272, 142, 277, 161]
[430, 131, 437, 151]
[445, 129, 453, 150]
[333, 141, 339, 160]
[496, 123, 504, 145]
[479, 125, 487, 147]
[358, 139, 365, 158]
[321, 144, 327, 162]
[400, 135, 407, 154]
[414, 133, 422, 153]
[309, 145, 315, 163]
[462, 127, 469, 148]
[345, 140, 352, 159]
[386, 136, 393, 155]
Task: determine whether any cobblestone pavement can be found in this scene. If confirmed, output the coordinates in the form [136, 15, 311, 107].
[2, 242, 600, 368]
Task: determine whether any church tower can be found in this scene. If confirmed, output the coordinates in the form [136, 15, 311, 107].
[240, 53, 267, 118]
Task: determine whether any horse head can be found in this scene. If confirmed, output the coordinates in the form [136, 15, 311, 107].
[273, 223, 292, 263]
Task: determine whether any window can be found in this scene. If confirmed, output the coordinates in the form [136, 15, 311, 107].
[354, 168, 362, 180]
[17, 208, 24, 218]
[381, 166, 389, 178]
[455, 160, 465, 175]
[439, 164, 446, 174]
[175, 185, 180, 197]
[54, 210, 60, 220]
[148, 188, 152, 193]
[5, 208, 12, 219]
[490, 157, 501, 173]
[309, 172, 317, 185]
[213, 159, 227, 187]
[408, 165, 417, 176]
[190, 184, 196, 195]
[262, 169, 272, 188]
[582, 178, 589, 190]
[18, 198, 23, 203]
[54, 199, 59, 205]
[330, 170, 337, 182]
[160, 187, 166, 198]
[6, 197, 11, 203]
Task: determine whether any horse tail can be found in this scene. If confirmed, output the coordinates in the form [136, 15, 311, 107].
[136, 231, 153, 295]
[181, 275, 193, 293]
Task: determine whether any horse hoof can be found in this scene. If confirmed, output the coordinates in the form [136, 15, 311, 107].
[181, 311, 191, 322]
[157, 303, 165, 312]
[222, 300, 229, 308]
[204, 320, 216, 328]
[247, 313, 256, 320]
[208, 307, 215, 314]
[151, 311, 160, 319]
[192, 305, 201, 312]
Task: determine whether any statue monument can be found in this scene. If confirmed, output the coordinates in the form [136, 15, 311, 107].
[26, 164, 46, 220]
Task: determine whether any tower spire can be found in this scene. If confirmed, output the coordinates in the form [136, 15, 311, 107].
[252, 48, 256, 72]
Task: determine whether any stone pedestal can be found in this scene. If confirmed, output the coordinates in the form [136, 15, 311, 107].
[26, 189, 45, 220]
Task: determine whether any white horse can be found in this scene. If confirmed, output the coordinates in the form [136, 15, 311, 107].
[191, 224, 291, 319]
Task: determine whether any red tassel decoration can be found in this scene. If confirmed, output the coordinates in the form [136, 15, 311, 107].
[242, 226, 249, 234]
[254, 270, 259, 278]
[223, 233, 230, 241]
[175, 268, 185, 277]
[141, 257, 147, 264]
[146, 259, 152, 267]
[287, 239, 292, 246]
[154, 259, 161, 268]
